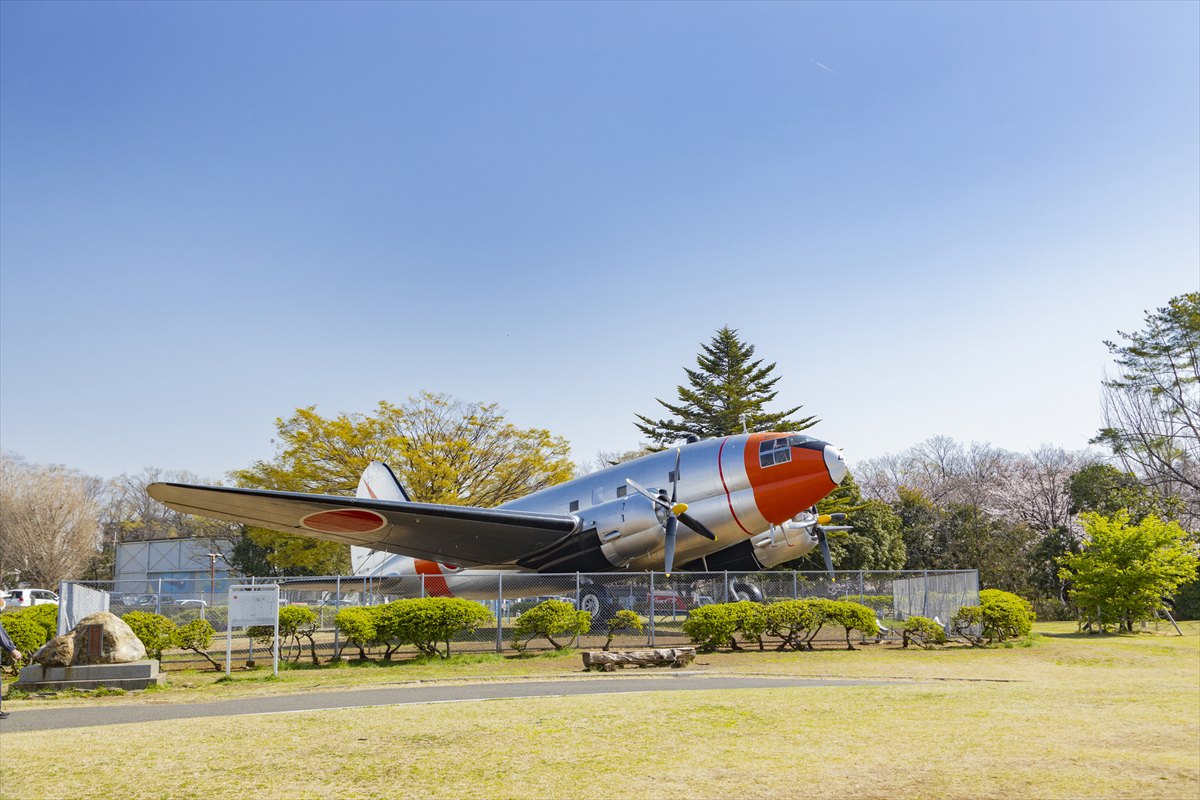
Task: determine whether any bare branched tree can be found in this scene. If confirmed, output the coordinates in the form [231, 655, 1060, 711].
[104, 468, 238, 544]
[857, 439, 1098, 534]
[1095, 293, 1199, 528]
[0, 453, 103, 588]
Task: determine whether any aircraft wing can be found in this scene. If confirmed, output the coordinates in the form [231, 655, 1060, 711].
[147, 483, 579, 568]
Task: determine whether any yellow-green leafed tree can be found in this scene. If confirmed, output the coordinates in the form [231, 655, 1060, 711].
[230, 393, 575, 576]
[1058, 511, 1199, 632]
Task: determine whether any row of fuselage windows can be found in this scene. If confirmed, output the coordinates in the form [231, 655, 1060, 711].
[567, 470, 681, 513]
[567, 438, 802, 512]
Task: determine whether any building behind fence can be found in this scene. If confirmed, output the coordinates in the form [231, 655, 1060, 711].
[59, 569, 979, 664]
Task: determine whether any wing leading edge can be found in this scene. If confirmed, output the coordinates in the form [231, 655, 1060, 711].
[146, 483, 580, 568]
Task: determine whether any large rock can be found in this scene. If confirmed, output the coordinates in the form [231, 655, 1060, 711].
[69, 612, 146, 664]
[33, 633, 76, 667]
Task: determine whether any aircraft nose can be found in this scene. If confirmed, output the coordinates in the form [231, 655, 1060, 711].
[823, 444, 848, 484]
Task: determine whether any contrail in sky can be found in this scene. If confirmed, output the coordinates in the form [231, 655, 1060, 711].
[810, 58, 836, 75]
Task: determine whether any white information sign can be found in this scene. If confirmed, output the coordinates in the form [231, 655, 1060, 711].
[229, 585, 280, 626]
[226, 584, 280, 677]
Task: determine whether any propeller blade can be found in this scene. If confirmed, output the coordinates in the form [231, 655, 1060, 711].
[678, 511, 718, 541]
[671, 449, 681, 504]
[818, 529, 835, 580]
[626, 478, 671, 511]
[663, 516, 678, 576]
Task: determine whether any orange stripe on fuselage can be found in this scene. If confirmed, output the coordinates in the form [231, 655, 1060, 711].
[744, 433, 837, 525]
[414, 560, 453, 597]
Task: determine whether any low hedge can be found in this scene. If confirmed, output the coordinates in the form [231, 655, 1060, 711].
[683, 599, 879, 652]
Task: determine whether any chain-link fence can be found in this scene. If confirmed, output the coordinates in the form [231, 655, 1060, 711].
[59, 570, 979, 667]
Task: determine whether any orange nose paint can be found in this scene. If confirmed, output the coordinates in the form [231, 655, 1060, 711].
[744, 433, 837, 525]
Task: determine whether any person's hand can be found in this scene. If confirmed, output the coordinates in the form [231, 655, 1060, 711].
[11, 650, 21, 662]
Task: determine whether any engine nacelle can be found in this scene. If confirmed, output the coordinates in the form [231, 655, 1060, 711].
[576, 494, 665, 568]
[748, 520, 819, 569]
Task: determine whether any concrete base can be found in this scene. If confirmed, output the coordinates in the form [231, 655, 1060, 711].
[16, 660, 164, 691]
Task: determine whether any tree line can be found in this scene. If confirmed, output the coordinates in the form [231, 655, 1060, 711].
[3, 295, 1196, 622]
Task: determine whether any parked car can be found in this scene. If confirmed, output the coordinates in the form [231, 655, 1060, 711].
[176, 599, 208, 608]
[641, 591, 689, 614]
[1, 588, 59, 607]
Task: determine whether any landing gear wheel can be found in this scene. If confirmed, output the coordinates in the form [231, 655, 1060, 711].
[578, 583, 613, 628]
[730, 582, 765, 603]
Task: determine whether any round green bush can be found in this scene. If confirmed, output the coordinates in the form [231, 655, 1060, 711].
[0, 612, 48, 667]
[512, 599, 590, 651]
[682, 604, 739, 652]
[121, 611, 178, 659]
[901, 616, 947, 649]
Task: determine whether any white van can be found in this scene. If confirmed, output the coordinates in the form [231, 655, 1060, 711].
[1, 588, 59, 607]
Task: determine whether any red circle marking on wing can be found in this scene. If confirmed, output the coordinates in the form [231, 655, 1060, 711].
[301, 509, 387, 534]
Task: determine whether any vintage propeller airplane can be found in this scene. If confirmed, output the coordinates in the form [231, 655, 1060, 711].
[148, 431, 850, 615]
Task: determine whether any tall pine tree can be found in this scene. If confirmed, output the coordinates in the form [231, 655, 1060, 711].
[634, 326, 817, 446]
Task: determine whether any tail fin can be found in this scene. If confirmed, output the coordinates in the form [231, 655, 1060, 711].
[351, 462, 411, 575]
[355, 461, 411, 502]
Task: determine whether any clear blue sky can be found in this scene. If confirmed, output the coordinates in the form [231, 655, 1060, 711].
[2, 1, 1197, 482]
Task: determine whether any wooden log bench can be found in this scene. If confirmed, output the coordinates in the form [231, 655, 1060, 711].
[582, 647, 697, 672]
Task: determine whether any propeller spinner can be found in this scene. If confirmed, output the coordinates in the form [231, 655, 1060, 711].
[625, 449, 718, 576]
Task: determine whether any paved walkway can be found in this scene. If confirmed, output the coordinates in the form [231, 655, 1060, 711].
[0, 674, 896, 733]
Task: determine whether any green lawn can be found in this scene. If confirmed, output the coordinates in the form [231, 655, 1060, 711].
[1, 622, 1197, 799]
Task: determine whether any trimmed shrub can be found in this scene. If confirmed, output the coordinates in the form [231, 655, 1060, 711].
[0, 612, 48, 668]
[18, 603, 59, 643]
[728, 601, 768, 651]
[979, 589, 1035, 641]
[247, 606, 322, 662]
[682, 601, 772, 652]
[682, 604, 739, 652]
[387, 598, 494, 659]
[173, 619, 221, 670]
[901, 616, 947, 649]
[334, 606, 378, 660]
[602, 610, 645, 651]
[512, 599, 590, 651]
[373, 601, 409, 660]
[954, 589, 1036, 645]
[283, 606, 319, 663]
[122, 611, 178, 660]
[951, 605, 985, 646]
[765, 600, 822, 651]
[827, 601, 880, 650]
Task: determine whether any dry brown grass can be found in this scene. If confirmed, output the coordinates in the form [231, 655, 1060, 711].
[1, 622, 1197, 800]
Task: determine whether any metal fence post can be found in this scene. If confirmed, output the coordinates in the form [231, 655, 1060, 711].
[333, 575, 341, 659]
[575, 572, 581, 608]
[792, 571, 798, 600]
[859, 570, 864, 600]
[922, 569, 929, 617]
[421, 574, 426, 599]
[496, 573, 504, 653]
[723, 571, 729, 603]
[649, 571, 656, 647]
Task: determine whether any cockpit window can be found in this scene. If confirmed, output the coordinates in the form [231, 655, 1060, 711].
[787, 435, 816, 447]
[759, 437, 792, 467]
